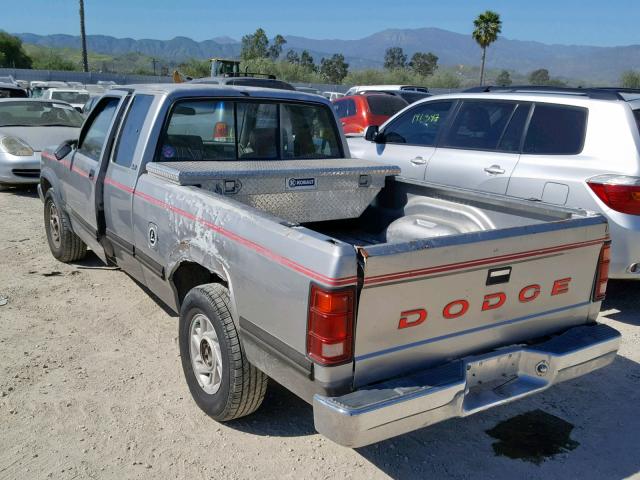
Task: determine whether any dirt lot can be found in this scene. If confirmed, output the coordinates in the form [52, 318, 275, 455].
[1, 185, 639, 480]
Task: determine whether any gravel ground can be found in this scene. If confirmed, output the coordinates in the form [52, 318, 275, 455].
[1, 185, 639, 480]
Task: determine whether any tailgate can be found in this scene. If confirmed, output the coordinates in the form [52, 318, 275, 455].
[353, 217, 608, 387]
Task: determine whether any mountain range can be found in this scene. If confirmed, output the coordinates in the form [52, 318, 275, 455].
[16, 28, 640, 83]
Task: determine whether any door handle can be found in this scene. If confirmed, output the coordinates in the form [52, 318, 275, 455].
[410, 157, 427, 165]
[484, 165, 506, 175]
[88, 169, 95, 180]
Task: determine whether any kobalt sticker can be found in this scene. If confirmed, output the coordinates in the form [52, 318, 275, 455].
[286, 177, 316, 190]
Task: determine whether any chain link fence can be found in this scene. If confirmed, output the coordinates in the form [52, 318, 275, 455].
[0, 68, 172, 85]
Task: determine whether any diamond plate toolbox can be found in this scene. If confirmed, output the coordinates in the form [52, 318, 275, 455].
[146, 159, 400, 223]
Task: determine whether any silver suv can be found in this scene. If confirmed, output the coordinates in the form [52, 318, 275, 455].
[348, 87, 640, 279]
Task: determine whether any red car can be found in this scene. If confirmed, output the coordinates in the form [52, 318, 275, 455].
[332, 93, 408, 135]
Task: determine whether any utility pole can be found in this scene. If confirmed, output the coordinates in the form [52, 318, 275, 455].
[151, 58, 158, 76]
[79, 0, 89, 72]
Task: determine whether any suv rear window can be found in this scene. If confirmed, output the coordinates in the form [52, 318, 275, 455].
[523, 104, 587, 155]
[333, 99, 356, 118]
[366, 95, 408, 116]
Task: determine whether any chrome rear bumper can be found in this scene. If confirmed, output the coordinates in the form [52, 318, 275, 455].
[313, 323, 620, 447]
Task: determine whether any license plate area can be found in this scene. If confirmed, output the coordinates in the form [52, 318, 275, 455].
[465, 351, 521, 388]
[462, 349, 548, 415]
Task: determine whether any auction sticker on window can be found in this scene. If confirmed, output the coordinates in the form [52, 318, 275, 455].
[286, 177, 317, 190]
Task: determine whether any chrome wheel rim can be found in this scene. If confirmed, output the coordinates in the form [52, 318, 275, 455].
[48, 203, 61, 249]
[189, 313, 223, 394]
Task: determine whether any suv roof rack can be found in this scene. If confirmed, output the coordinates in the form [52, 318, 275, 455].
[463, 85, 640, 101]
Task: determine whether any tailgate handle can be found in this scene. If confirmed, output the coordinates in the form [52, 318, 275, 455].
[486, 266, 512, 285]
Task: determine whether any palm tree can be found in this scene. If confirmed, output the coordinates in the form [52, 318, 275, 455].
[472, 10, 502, 86]
[79, 0, 88, 72]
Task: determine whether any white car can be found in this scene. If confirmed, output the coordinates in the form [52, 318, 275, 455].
[323, 91, 345, 101]
[345, 84, 430, 96]
[348, 86, 640, 279]
[42, 88, 91, 112]
[0, 99, 83, 185]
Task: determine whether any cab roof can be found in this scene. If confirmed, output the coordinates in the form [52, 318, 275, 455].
[111, 83, 332, 106]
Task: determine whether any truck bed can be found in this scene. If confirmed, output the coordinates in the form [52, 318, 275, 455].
[303, 177, 578, 248]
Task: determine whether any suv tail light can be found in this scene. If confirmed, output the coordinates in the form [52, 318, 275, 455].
[307, 284, 355, 365]
[593, 241, 611, 301]
[587, 175, 640, 215]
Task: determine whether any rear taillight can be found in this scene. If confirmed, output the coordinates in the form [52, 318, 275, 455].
[587, 175, 640, 215]
[593, 241, 611, 301]
[307, 284, 355, 365]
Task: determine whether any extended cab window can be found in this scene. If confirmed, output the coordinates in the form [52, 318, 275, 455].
[442, 101, 516, 150]
[77, 97, 120, 161]
[158, 99, 342, 162]
[281, 103, 342, 159]
[523, 104, 587, 155]
[381, 101, 453, 146]
[113, 94, 154, 167]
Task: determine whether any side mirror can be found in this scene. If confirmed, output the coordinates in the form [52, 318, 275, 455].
[54, 139, 77, 161]
[364, 125, 381, 143]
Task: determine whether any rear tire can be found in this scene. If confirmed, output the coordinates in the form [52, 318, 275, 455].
[44, 189, 87, 262]
[179, 283, 267, 421]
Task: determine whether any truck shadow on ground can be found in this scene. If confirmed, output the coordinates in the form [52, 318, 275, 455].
[229, 380, 316, 437]
[602, 280, 640, 325]
[352, 354, 640, 480]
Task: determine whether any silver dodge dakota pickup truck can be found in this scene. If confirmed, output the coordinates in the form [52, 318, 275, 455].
[39, 84, 619, 447]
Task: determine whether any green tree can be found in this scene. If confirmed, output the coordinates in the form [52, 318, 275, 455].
[409, 52, 438, 76]
[320, 54, 349, 84]
[178, 58, 210, 78]
[472, 10, 502, 86]
[268, 34, 287, 60]
[621, 70, 640, 88]
[384, 47, 407, 70]
[285, 49, 299, 64]
[79, 0, 88, 72]
[0, 32, 32, 68]
[31, 49, 77, 71]
[241, 28, 269, 60]
[300, 50, 316, 72]
[529, 68, 550, 85]
[495, 69, 512, 86]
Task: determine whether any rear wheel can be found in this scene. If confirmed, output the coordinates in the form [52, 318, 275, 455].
[44, 190, 87, 262]
[179, 283, 267, 421]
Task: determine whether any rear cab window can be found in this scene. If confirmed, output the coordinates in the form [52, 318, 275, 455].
[157, 99, 343, 162]
[523, 104, 588, 155]
[366, 95, 408, 116]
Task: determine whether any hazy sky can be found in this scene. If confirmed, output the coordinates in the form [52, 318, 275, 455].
[2, 0, 638, 46]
